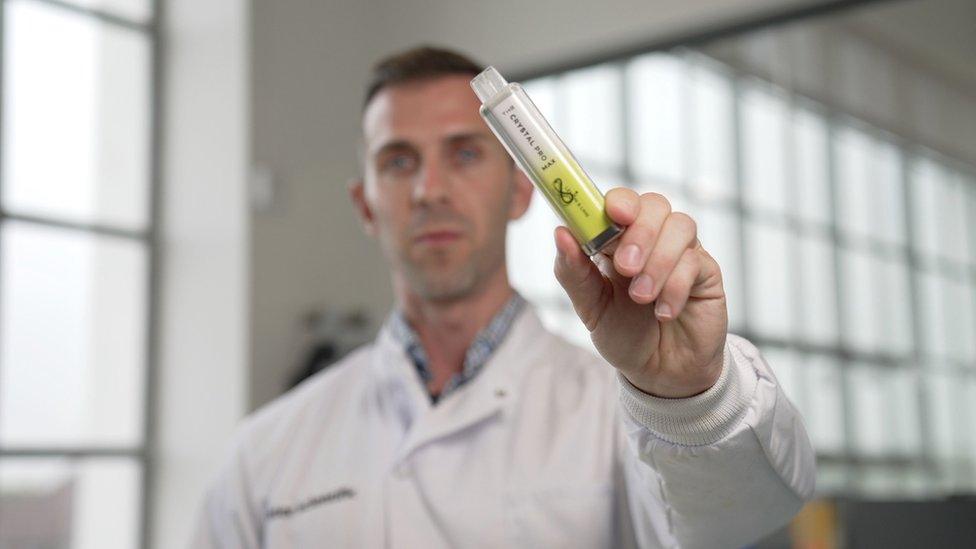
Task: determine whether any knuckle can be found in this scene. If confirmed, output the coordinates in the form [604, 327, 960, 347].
[609, 186, 637, 200]
[660, 270, 691, 298]
[640, 192, 671, 214]
[607, 187, 638, 211]
[671, 211, 697, 237]
[553, 258, 568, 282]
[644, 251, 673, 277]
[623, 222, 657, 246]
[660, 275, 685, 297]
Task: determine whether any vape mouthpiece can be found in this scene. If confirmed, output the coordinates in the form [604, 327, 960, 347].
[471, 66, 508, 103]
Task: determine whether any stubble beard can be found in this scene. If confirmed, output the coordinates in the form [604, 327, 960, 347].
[401, 242, 486, 302]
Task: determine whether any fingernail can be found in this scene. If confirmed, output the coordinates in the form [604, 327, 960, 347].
[630, 274, 654, 299]
[655, 301, 673, 320]
[618, 244, 641, 270]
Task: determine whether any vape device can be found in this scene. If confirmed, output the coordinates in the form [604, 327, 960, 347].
[472, 66, 622, 256]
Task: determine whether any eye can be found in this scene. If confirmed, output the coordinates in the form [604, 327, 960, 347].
[455, 146, 481, 164]
[382, 153, 417, 173]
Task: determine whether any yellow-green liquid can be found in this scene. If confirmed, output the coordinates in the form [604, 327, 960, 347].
[531, 155, 615, 246]
[482, 93, 618, 253]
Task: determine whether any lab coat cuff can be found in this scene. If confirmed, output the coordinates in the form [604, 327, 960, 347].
[616, 339, 756, 446]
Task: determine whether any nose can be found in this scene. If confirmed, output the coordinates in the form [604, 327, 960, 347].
[413, 156, 451, 206]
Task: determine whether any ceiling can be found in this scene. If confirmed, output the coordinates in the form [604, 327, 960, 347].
[845, 0, 976, 92]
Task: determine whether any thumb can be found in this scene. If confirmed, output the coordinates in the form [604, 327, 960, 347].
[553, 226, 607, 331]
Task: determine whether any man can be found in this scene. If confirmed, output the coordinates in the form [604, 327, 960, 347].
[192, 46, 815, 548]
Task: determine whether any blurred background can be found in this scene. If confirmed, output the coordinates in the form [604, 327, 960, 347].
[0, 0, 973, 547]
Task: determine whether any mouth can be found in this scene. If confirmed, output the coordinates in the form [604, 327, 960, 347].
[413, 228, 463, 246]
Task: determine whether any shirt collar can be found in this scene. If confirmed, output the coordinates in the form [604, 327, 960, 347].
[387, 292, 526, 402]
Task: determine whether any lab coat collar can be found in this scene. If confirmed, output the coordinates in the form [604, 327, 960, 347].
[371, 303, 550, 462]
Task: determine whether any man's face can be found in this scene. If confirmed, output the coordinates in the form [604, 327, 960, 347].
[353, 74, 532, 302]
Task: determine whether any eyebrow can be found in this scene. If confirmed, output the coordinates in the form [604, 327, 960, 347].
[370, 131, 494, 158]
[444, 131, 493, 147]
[371, 139, 415, 159]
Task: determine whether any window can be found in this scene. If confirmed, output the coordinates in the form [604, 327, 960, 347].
[510, 47, 976, 498]
[0, 0, 156, 547]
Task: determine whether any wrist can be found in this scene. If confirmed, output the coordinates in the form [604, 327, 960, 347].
[617, 339, 756, 446]
[621, 350, 724, 399]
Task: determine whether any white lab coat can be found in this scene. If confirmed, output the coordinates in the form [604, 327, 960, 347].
[191, 306, 815, 548]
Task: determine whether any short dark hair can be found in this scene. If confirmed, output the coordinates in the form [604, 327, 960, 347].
[363, 46, 484, 110]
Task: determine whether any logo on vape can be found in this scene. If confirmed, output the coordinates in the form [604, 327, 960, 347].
[553, 178, 577, 204]
[553, 178, 592, 218]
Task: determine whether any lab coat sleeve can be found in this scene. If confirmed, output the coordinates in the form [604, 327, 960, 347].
[188, 430, 263, 549]
[615, 333, 816, 549]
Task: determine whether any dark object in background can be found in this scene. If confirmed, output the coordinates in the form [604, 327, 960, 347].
[288, 308, 375, 390]
[836, 496, 976, 548]
[755, 496, 976, 548]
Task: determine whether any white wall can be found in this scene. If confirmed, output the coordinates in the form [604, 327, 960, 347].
[152, 0, 250, 547]
[248, 0, 833, 409]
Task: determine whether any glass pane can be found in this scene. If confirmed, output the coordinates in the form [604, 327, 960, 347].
[803, 355, 845, 454]
[688, 59, 735, 202]
[628, 53, 686, 185]
[815, 463, 848, 496]
[917, 270, 948, 358]
[924, 371, 968, 466]
[523, 77, 558, 124]
[968, 177, 976, 267]
[508, 189, 561, 302]
[661, 191, 694, 219]
[3, 0, 151, 231]
[887, 369, 922, 457]
[873, 140, 906, 247]
[745, 219, 794, 339]
[561, 64, 623, 170]
[839, 248, 879, 353]
[909, 157, 944, 260]
[741, 82, 789, 215]
[941, 171, 970, 265]
[0, 222, 147, 447]
[857, 465, 928, 498]
[944, 278, 976, 363]
[848, 365, 887, 457]
[60, 0, 152, 23]
[877, 257, 914, 358]
[834, 126, 874, 241]
[697, 205, 744, 332]
[793, 105, 831, 227]
[849, 366, 920, 458]
[0, 457, 140, 549]
[833, 128, 905, 246]
[762, 347, 801, 406]
[798, 232, 838, 346]
[962, 377, 976, 492]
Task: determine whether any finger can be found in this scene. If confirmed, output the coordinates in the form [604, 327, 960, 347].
[654, 248, 701, 321]
[553, 226, 607, 330]
[604, 187, 641, 226]
[628, 211, 697, 304]
[688, 243, 726, 299]
[613, 192, 671, 278]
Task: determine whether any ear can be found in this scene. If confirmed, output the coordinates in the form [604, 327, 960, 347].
[348, 177, 377, 236]
[507, 168, 534, 221]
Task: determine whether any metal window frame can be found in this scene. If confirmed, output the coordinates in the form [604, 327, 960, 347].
[519, 0, 976, 498]
[0, 0, 161, 547]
